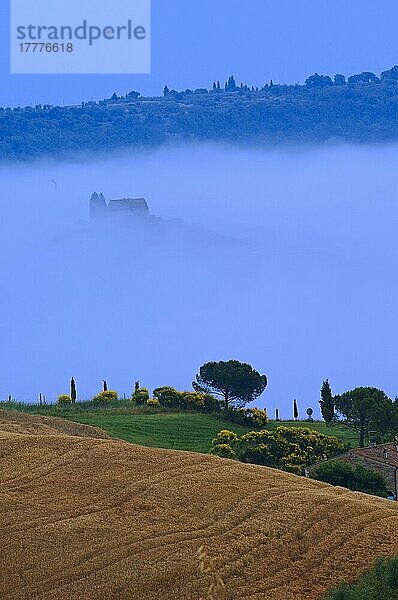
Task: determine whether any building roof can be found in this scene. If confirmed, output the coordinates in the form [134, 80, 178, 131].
[108, 198, 149, 212]
[353, 443, 398, 468]
[307, 442, 398, 473]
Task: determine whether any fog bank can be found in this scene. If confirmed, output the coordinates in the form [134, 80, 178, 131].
[1, 143, 398, 417]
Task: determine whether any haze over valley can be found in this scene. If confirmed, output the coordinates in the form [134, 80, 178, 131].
[1, 142, 397, 416]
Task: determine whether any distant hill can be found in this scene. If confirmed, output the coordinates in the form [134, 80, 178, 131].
[2, 66, 398, 160]
[1, 412, 398, 599]
[0, 409, 110, 439]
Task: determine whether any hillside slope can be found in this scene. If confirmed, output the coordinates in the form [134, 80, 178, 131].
[0, 410, 110, 439]
[4, 78, 398, 160]
[59, 412, 251, 452]
[1, 414, 398, 600]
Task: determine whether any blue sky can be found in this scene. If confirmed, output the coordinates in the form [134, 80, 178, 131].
[1, 0, 398, 106]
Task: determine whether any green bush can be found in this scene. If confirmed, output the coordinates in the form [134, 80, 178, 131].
[153, 386, 221, 412]
[325, 556, 398, 599]
[226, 407, 269, 428]
[312, 460, 355, 488]
[239, 429, 291, 468]
[211, 429, 240, 449]
[132, 388, 150, 405]
[57, 395, 72, 406]
[249, 408, 269, 427]
[213, 443, 236, 459]
[211, 426, 347, 474]
[312, 460, 388, 498]
[153, 386, 180, 407]
[92, 390, 118, 404]
[180, 392, 204, 410]
[202, 393, 222, 412]
[146, 398, 159, 408]
[153, 385, 270, 419]
[354, 464, 388, 497]
[180, 391, 221, 412]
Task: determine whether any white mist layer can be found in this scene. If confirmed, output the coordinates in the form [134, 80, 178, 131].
[1, 143, 398, 417]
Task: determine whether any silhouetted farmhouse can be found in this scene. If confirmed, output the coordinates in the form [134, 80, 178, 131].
[90, 192, 150, 219]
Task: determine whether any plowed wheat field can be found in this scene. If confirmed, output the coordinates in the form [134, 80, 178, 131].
[0, 410, 110, 440]
[1, 411, 398, 600]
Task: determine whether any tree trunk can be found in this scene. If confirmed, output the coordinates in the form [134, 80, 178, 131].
[224, 392, 229, 412]
[359, 421, 366, 448]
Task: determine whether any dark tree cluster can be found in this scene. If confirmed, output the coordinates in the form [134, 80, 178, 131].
[319, 382, 398, 447]
[312, 460, 388, 497]
[193, 360, 267, 411]
[3, 65, 398, 160]
[326, 556, 398, 600]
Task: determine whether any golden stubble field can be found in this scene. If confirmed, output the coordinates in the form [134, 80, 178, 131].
[1, 411, 398, 600]
[0, 411, 110, 440]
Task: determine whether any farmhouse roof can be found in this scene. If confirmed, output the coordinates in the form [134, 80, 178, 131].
[108, 198, 149, 212]
[353, 443, 398, 468]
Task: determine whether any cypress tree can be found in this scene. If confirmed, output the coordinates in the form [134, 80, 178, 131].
[320, 379, 335, 424]
[225, 75, 236, 91]
[103, 380, 108, 392]
[293, 399, 299, 420]
[70, 377, 77, 403]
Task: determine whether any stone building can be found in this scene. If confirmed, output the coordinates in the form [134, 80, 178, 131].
[308, 442, 398, 499]
[90, 192, 149, 219]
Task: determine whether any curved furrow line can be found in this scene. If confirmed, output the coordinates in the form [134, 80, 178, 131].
[28, 508, 397, 600]
[41, 485, 356, 580]
[0, 440, 106, 489]
[5, 486, 288, 597]
[216, 494, 389, 584]
[3, 432, 398, 600]
[40, 486, 357, 596]
[0, 459, 224, 535]
[236, 509, 398, 599]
